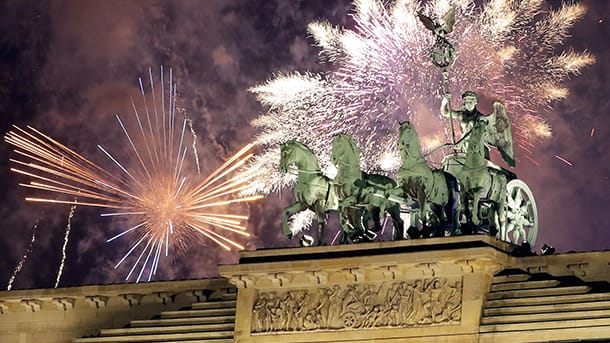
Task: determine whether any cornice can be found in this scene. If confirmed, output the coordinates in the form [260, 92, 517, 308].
[0, 277, 230, 315]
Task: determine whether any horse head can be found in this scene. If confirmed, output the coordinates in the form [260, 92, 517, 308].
[398, 121, 423, 159]
[331, 134, 360, 168]
[279, 140, 319, 174]
[279, 140, 297, 174]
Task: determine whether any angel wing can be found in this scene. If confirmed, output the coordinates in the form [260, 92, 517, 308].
[418, 8, 455, 34]
[442, 7, 455, 34]
[417, 12, 437, 32]
[486, 101, 515, 167]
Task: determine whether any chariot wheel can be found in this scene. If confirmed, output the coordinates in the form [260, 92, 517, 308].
[341, 312, 358, 328]
[504, 179, 538, 246]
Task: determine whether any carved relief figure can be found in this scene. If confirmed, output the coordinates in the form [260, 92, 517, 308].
[399, 282, 414, 324]
[410, 279, 431, 324]
[251, 278, 462, 333]
[327, 285, 342, 328]
[253, 293, 269, 331]
[385, 283, 403, 326]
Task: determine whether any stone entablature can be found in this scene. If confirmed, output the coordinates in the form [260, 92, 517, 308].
[0, 278, 232, 343]
[224, 237, 512, 290]
[0, 278, 229, 314]
[5, 236, 610, 343]
[221, 236, 610, 343]
[220, 236, 512, 342]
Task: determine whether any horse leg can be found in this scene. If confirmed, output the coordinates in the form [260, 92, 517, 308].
[471, 190, 482, 226]
[445, 202, 456, 236]
[417, 189, 427, 228]
[317, 220, 325, 246]
[444, 174, 460, 236]
[437, 200, 454, 237]
[315, 203, 328, 245]
[377, 198, 387, 230]
[452, 182, 462, 235]
[371, 206, 382, 232]
[316, 212, 325, 246]
[361, 206, 378, 242]
[282, 202, 308, 239]
[342, 206, 364, 243]
[339, 212, 353, 244]
[460, 190, 474, 235]
[339, 207, 354, 241]
[389, 204, 405, 240]
[419, 189, 440, 238]
[430, 203, 444, 237]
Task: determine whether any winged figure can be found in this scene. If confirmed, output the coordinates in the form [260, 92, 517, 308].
[417, 7, 456, 69]
[417, 7, 455, 37]
[440, 91, 515, 167]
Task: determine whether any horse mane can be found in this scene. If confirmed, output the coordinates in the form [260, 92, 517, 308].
[283, 140, 316, 156]
[282, 140, 320, 170]
[332, 134, 361, 166]
[284, 139, 310, 151]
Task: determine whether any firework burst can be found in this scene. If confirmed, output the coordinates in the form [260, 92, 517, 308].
[245, 0, 594, 194]
[6, 67, 262, 282]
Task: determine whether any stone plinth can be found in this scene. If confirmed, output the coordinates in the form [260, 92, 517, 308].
[219, 235, 512, 342]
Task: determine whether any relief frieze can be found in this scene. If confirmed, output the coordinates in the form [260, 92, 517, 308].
[251, 277, 462, 333]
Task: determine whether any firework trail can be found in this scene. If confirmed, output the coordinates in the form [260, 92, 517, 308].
[6, 67, 263, 283]
[186, 118, 201, 174]
[555, 155, 573, 166]
[6, 211, 44, 291]
[54, 203, 76, 288]
[245, 0, 594, 194]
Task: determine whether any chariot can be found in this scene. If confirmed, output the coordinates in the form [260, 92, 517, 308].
[279, 119, 538, 247]
[395, 118, 538, 247]
[439, 152, 538, 245]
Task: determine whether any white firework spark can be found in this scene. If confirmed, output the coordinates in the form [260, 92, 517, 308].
[288, 209, 316, 236]
[6, 212, 43, 291]
[245, 0, 594, 194]
[54, 203, 77, 288]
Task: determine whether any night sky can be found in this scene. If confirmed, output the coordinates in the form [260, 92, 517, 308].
[0, 0, 608, 290]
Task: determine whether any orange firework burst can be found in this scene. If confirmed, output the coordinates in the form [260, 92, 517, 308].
[5, 67, 262, 282]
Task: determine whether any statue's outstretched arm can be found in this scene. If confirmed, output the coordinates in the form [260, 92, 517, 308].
[440, 95, 457, 119]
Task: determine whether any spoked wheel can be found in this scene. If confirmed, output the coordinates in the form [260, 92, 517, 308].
[342, 312, 358, 328]
[504, 179, 538, 245]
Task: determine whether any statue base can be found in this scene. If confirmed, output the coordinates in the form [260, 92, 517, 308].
[220, 235, 510, 342]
